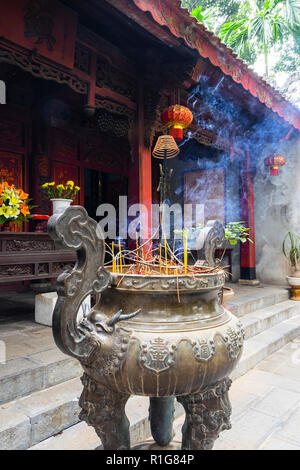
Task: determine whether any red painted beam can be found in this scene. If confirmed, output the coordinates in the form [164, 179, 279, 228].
[139, 88, 152, 258]
[240, 151, 257, 280]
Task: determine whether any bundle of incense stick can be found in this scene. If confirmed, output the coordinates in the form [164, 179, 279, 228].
[109, 241, 225, 276]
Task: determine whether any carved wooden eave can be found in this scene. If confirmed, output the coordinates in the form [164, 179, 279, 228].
[188, 128, 245, 159]
[95, 97, 135, 120]
[76, 24, 137, 79]
[0, 39, 88, 95]
[0, 36, 137, 125]
[107, 0, 300, 133]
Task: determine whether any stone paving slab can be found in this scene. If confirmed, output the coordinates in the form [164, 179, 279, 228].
[215, 336, 300, 450]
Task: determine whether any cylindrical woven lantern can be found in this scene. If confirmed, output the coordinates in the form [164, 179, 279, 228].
[160, 105, 194, 141]
[152, 135, 180, 159]
[264, 154, 286, 176]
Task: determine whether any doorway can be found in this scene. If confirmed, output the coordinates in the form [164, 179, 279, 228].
[84, 169, 128, 235]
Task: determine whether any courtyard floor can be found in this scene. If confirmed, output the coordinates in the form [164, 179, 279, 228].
[172, 335, 300, 450]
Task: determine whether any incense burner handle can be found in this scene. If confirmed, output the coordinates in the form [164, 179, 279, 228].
[196, 220, 225, 268]
[48, 205, 111, 361]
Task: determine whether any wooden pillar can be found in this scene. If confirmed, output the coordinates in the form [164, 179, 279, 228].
[128, 77, 152, 255]
[88, 52, 97, 107]
[239, 150, 258, 283]
[31, 113, 51, 216]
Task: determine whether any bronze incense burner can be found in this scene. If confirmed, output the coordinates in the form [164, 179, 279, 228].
[48, 206, 244, 450]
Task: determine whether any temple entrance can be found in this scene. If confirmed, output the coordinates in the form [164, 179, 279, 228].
[84, 168, 128, 231]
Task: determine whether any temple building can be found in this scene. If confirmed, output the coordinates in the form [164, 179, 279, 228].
[1, 0, 300, 288]
[1, 0, 300, 450]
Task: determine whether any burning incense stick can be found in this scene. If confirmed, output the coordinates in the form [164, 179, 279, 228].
[159, 244, 162, 274]
[136, 232, 139, 257]
[183, 230, 188, 275]
[119, 240, 123, 274]
[112, 242, 116, 273]
[164, 236, 168, 275]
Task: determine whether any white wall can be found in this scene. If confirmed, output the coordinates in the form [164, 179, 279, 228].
[254, 134, 300, 285]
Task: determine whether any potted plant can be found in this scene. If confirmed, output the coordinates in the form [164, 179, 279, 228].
[222, 221, 253, 302]
[0, 181, 32, 231]
[41, 181, 80, 214]
[283, 231, 300, 300]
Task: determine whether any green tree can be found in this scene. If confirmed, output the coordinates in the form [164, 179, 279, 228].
[182, 0, 300, 76]
[221, 0, 300, 76]
[220, 1, 286, 76]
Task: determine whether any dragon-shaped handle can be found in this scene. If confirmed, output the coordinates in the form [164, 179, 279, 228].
[195, 220, 225, 268]
[48, 206, 113, 361]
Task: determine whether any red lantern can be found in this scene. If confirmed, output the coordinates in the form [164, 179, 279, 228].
[264, 154, 286, 176]
[161, 105, 194, 141]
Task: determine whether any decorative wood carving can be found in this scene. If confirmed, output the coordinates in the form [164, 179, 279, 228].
[5, 240, 54, 251]
[0, 232, 76, 284]
[52, 261, 75, 274]
[0, 152, 23, 188]
[76, 24, 136, 77]
[0, 45, 87, 95]
[37, 154, 51, 178]
[183, 128, 245, 157]
[144, 88, 162, 148]
[95, 97, 135, 120]
[0, 264, 32, 276]
[96, 58, 137, 102]
[37, 263, 49, 274]
[74, 42, 91, 76]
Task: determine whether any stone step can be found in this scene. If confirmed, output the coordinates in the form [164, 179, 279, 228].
[225, 286, 289, 318]
[0, 347, 82, 406]
[242, 300, 300, 340]
[232, 314, 300, 380]
[0, 376, 183, 451]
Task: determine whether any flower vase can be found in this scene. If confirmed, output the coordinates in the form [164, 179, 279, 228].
[50, 199, 73, 215]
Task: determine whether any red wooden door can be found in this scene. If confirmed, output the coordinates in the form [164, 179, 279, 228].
[0, 107, 30, 231]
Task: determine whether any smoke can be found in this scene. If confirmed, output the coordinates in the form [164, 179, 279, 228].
[166, 74, 289, 231]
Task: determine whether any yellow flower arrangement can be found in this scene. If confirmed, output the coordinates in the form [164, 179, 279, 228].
[0, 181, 32, 227]
[41, 180, 80, 201]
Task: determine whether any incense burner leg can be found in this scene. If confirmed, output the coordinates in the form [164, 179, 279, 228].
[149, 397, 175, 446]
[177, 378, 232, 450]
[79, 374, 131, 450]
